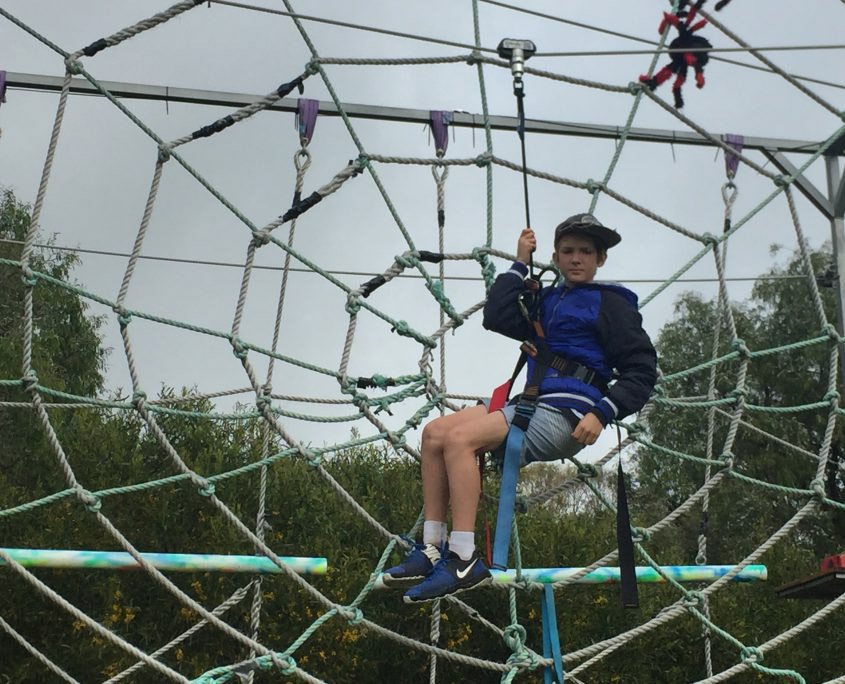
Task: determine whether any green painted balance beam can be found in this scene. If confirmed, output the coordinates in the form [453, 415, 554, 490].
[0, 548, 327, 575]
[375, 564, 766, 589]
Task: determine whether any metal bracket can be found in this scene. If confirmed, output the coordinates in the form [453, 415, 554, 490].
[762, 148, 834, 219]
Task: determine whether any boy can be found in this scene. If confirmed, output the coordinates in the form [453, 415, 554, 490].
[384, 213, 657, 603]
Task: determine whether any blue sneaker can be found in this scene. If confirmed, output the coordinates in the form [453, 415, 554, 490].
[403, 550, 491, 603]
[383, 543, 442, 588]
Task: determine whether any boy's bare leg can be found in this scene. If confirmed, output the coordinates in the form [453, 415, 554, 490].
[443, 410, 509, 531]
[421, 405, 490, 522]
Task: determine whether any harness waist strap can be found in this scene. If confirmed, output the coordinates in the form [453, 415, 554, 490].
[520, 341, 608, 392]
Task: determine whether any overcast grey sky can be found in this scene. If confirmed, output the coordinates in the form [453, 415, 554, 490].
[2, 1, 843, 453]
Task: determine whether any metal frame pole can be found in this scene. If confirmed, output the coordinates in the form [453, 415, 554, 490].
[826, 155, 845, 389]
[4, 71, 838, 157]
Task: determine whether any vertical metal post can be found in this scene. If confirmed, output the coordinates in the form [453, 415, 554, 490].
[825, 155, 845, 389]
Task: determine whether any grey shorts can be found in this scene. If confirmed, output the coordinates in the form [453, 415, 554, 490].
[482, 400, 586, 467]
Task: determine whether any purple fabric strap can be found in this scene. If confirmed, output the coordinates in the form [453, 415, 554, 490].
[296, 98, 319, 144]
[0, 71, 6, 107]
[723, 133, 744, 178]
[429, 110, 452, 155]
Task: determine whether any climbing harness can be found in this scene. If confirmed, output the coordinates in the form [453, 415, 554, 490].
[488, 278, 640, 607]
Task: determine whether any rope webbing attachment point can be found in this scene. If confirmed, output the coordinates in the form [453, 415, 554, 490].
[296, 97, 319, 145]
[429, 110, 451, 156]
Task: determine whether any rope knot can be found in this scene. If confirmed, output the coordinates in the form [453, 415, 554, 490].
[305, 451, 323, 468]
[625, 421, 646, 435]
[720, 451, 735, 468]
[585, 178, 605, 195]
[502, 624, 527, 653]
[821, 323, 841, 341]
[471, 248, 497, 288]
[79, 489, 101, 513]
[157, 145, 172, 163]
[385, 431, 407, 448]
[255, 394, 273, 409]
[21, 370, 39, 392]
[198, 481, 216, 497]
[474, 152, 492, 167]
[304, 59, 320, 76]
[773, 174, 791, 188]
[342, 607, 364, 626]
[682, 590, 705, 608]
[576, 462, 599, 480]
[273, 655, 297, 676]
[627, 81, 645, 95]
[466, 51, 481, 65]
[354, 154, 370, 171]
[809, 477, 827, 500]
[394, 253, 416, 269]
[824, 390, 841, 405]
[514, 574, 533, 592]
[132, 390, 147, 408]
[404, 411, 424, 429]
[740, 646, 763, 664]
[345, 293, 363, 315]
[252, 229, 271, 247]
[64, 58, 84, 75]
[113, 306, 132, 326]
[21, 266, 38, 287]
[372, 398, 393, 416]
[730, 338, 750, 357]
[231, 338, 248, 360]
[631, 526, 651, 543]
[700, 232, 719, 247]
[391, 320, 411, 336]
[729, 387, 748, 401]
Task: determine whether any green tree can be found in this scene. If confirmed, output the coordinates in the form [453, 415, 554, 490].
[632, 242, 845, 682]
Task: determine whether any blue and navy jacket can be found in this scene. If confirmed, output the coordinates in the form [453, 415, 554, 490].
[482, 261, 657, 426]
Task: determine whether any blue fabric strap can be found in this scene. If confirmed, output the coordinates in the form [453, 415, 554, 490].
[542, 585, 564, 684]
[492, 403, 534, 570]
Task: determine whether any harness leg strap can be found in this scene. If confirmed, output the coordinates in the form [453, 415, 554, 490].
[542, 584, 564, 684]
[492, 404, 533, 570]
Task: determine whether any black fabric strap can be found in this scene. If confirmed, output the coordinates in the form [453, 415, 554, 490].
[525, 343, 607, 392]
[616, 457, 639, 608]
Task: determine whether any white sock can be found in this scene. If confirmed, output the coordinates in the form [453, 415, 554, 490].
[423, 520, 448, 546]
[448, 530, 475, 561]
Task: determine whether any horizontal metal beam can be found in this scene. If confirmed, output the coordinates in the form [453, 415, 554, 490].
[762, 149, 834, 219]
[1, 547, 328, 575]
[375, 564, 768, 589]
[6, 71, 837, 155]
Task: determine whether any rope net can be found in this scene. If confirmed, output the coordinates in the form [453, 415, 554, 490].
[2, 1, 845, 682]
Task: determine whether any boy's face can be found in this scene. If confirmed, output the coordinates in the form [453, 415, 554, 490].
[552, 234, 606, 285]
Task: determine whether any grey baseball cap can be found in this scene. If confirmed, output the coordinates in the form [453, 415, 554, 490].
[554, 213, 621, 250]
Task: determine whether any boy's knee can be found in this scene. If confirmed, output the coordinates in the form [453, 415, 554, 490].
[422, 417, 448, 450]
[443, 424, 475, 455]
